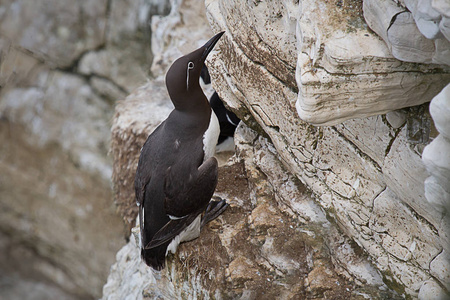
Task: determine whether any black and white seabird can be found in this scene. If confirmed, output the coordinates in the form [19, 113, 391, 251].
[135, 31, 228, 270]
[209, 91, 240, 152]
[200, 66, 241, 152]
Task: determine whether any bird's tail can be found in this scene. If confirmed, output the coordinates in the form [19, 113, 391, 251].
[141, 247, 166, 270]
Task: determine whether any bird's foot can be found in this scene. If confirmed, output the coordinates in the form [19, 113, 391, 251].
[201, 196, 228, 227]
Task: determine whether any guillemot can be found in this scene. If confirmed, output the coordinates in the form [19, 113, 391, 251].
[200, 65, 240, 152]
[135, 31, 228, 270]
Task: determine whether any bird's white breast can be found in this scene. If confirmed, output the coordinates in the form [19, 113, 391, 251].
[202, 109, 220, 160]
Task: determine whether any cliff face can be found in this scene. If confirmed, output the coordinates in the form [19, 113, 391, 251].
[206, 0, 450, 297]
[105, 0, 450, 299]
[0, 0, 157, 298]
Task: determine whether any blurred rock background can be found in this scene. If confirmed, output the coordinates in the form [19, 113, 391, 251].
[0, 0, 166, 298]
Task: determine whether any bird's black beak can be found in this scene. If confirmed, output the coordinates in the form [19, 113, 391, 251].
[201, 31, 225, 61]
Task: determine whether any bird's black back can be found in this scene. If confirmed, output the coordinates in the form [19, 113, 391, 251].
[135, 110, 208, 269]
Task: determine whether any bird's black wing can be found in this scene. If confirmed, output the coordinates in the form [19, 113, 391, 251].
[135, 124, 166, 248]
[135, 124, 165, 207]
[164, 156, 218, 217]
[144, 157, 218, 249]
[135, 165, 147, 208]
[135, 150, 150, 249]
[144, 214, 197, 249]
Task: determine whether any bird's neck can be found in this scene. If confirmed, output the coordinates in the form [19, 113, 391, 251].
[168, 101, 211, 138]
[172, 89, 210, 114]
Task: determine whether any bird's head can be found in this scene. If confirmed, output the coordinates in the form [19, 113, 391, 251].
[165, 31, 224, 110]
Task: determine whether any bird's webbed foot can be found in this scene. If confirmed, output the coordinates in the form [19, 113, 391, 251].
[201, 196, 228, 227]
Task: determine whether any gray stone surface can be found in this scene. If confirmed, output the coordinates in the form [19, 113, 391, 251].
[0, 0, 164, 298]
[205, 0, 450, 127]
[0, 121, 125, 298]
[422, 84, 450, 249]
[1, 70, 114, 179]
[205, 0, 450, 297]
[418, 280, 449, 300]
[364, 0, 450, 65]
[0, 0, 108, 68]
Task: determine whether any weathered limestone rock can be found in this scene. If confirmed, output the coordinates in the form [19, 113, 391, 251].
[102, 229, 156, 300]
[205, 0, 450, 297]
[418, 280, 449, 300]
[89, 77, 128, 104]
[386, 110, 407, 129]
[206, 0, 450, 127]
[408, 0, 450, 41]
[407, 0, 443, 40]
[0, 232, 83, 300]
[77, 0, 159, 93]
[0, 122, 125, 298]
[423, 83, 450, 212]
[0, 53, 125, 297]
[0, 0, 155, 298]
[0, 70, 114, 179]
[78, 47, 149, 94]
[430, 250, 450, 290]
[363, 0, 450, 65]
[420, 84, 450, 296]
[0, 0, 108, 68]
[106, 0, 170, 45]
[0, 42, 126, 296]
[150, 0, 214, 77]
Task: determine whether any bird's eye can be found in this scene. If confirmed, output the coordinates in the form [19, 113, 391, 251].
[188, 61, 194, 70]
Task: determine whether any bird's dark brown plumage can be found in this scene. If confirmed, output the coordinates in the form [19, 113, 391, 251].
[135, 32, 227, 270]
